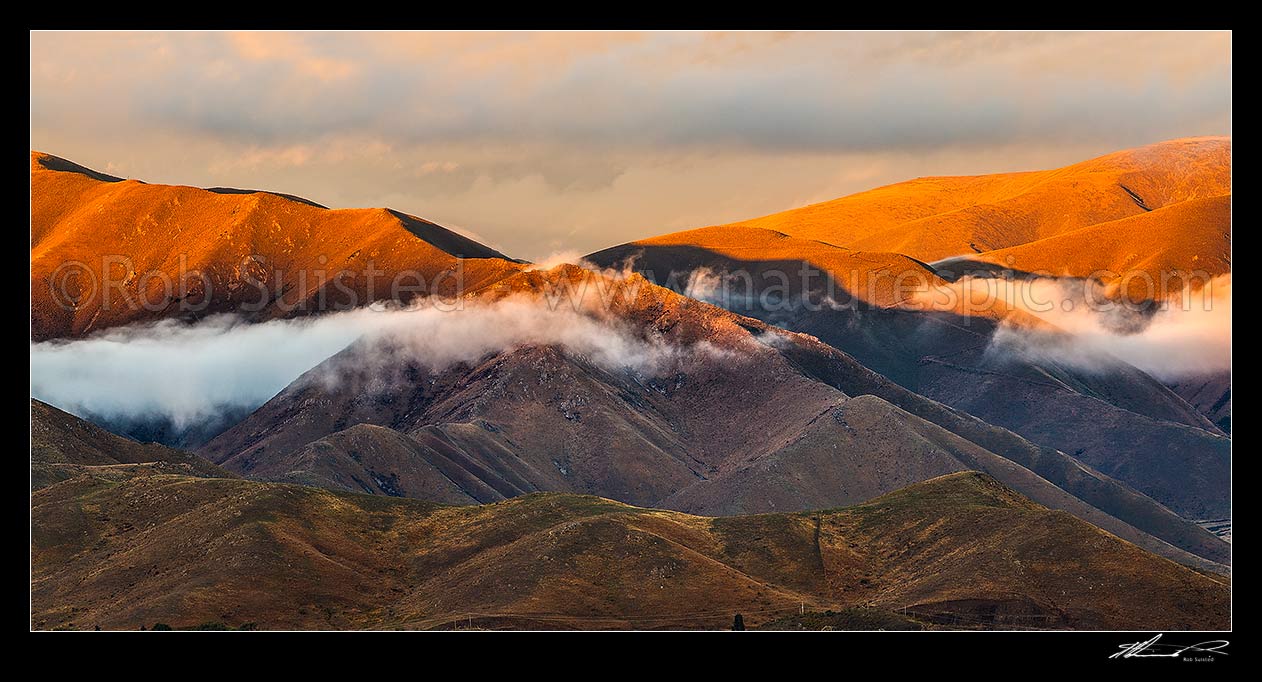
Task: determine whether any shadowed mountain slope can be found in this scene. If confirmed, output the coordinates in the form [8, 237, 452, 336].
[200, 266, 1228, 570]
[587, 224, 945, 308]
[31, 398, 230, 489]
[1167, 372, 1232, 434]
[586, 235, 1228, 520]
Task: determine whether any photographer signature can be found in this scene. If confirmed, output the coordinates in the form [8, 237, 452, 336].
[1111, 634, 1229, 660]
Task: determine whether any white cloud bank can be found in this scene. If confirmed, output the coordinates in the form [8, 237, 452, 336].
[30, 293, 727, 429]
[911, 274, 1231, 380]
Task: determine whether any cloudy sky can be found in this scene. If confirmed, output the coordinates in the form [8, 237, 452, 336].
[30, 30, 1231, 260]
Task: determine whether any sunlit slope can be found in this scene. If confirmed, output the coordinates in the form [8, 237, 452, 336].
[732, 137, 1230, 262]
[961, 195, 1230, 298]
[31, 152, 523, 340]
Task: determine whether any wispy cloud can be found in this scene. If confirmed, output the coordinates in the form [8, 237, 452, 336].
[910, 274, 1232, 380]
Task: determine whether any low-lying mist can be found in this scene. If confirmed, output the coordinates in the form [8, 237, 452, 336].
[31, 314, 363, 431]
[911, 274, 1232, 380]
[30, 292, 730, 433]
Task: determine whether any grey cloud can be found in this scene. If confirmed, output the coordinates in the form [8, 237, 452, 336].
[31, 31, 1231, 153]
[29, 30, 1232, 260]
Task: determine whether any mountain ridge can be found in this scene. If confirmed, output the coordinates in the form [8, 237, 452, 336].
[30, 466, 1229, 631]
[724, 136, 1230, 262]
[31, 151, 525, 341]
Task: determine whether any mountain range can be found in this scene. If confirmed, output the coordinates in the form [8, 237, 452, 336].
[31, 403, 1228, 630]
[29, 138, 1232, 629]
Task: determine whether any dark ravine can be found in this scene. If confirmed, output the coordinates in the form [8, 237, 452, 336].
[1120, 184, 1152, 211]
